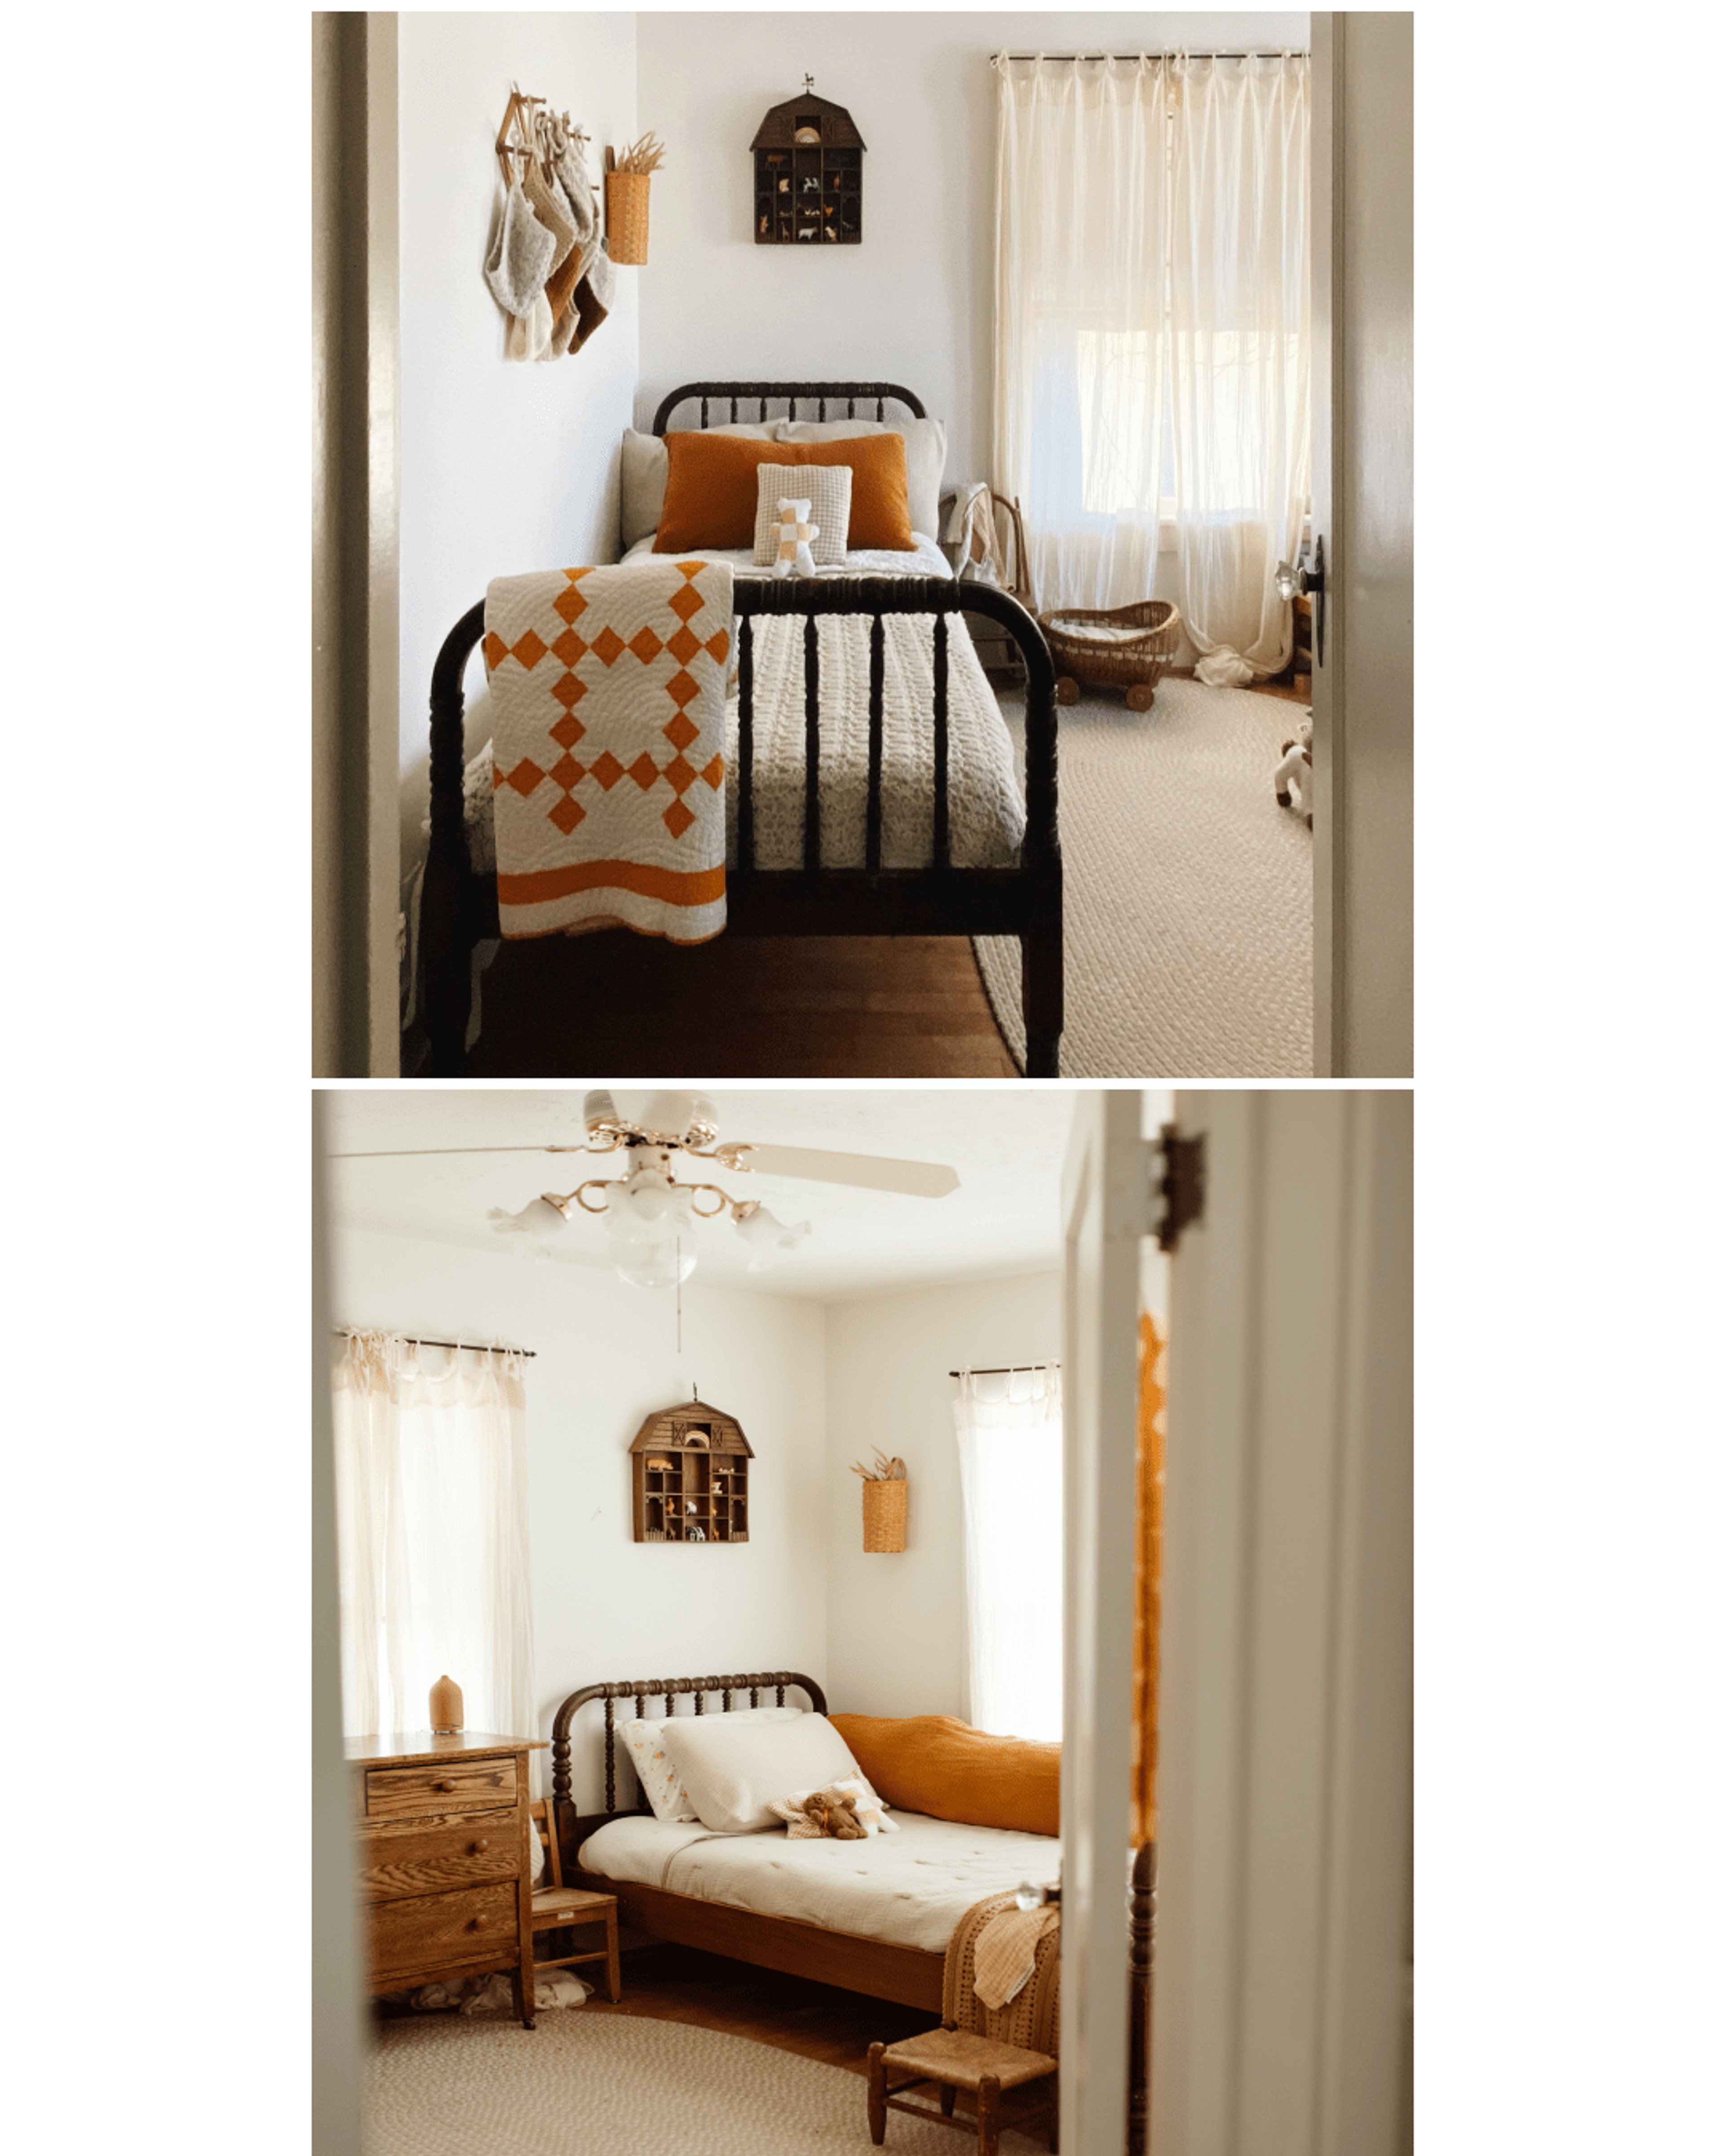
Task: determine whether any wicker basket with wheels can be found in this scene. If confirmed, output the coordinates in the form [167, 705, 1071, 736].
[1039, 600, 1181, 712]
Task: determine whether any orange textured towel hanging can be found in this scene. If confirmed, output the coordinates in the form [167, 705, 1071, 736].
[1130, 1312, 1167, 1846]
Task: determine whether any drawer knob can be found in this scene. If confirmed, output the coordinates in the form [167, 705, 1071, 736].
[436, 1780, 457, 1791]
[472, 1916, 490, 1930]
[473, 1839, 490, 1853]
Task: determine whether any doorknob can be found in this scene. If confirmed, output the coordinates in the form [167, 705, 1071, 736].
[1274, 535, 1327, 667]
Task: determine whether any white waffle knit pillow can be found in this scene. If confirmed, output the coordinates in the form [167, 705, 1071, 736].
[752, 461, 851, 566]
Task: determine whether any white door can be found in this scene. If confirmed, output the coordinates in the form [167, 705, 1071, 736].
[1151, 1090, 1413, 2156]
[1059, 1090, 1156, 2156]
[1309, 13, 1416, 1078]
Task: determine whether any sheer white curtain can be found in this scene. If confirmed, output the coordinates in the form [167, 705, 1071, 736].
[331, 1334, 537, 1766]
[994, 55, 1170, 614]
[1169, 53, 1311, 679]
[994, 51, 1310, 673]
[953, 1365, 1063, 1741]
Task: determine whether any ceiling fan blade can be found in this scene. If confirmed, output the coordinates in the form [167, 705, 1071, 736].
[326, 1145, 592, 1159]
[729, 1144, 959, 1199]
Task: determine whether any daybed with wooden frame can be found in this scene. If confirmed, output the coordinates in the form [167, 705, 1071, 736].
[420, 381, 1063, 1078]
[549, 1663, 1156, 2156]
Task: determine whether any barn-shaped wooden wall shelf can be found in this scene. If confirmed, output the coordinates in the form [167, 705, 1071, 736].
[751, 90, 864, 245]
[630, 1397, 752, 1542]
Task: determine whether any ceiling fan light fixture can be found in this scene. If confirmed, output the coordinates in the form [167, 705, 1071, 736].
[607, 1232, 698, 1290]
[734, 1200, 812, 1271]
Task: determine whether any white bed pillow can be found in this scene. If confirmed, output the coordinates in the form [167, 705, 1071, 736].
[752, 462, 852, 566]
[620, 422, 780, 552]
[775, 417, 947, 541]
[658, 1711, 872, 1834]
[616, 1706, 804, 1823]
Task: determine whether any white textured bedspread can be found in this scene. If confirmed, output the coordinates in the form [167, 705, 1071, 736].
[461, 539, 1026, 876]
[577, 1809, 1060, 1956]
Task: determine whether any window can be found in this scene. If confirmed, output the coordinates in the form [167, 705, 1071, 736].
[953, 1365, 1063, 1741]
[331, 1334, 536, 1750]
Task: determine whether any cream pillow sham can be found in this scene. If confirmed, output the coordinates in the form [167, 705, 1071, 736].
[617, 1705, 804, 1823]
[657, 1711, 874, 1834]
[775, 417, 947, 540]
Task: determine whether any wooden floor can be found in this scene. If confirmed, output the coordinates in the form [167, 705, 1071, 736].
[375, 1941, 931, 2076]
[579, 1942, 932, 2075]
[450, 673, 1307, 1082]
[466, 933, 1019, 1078]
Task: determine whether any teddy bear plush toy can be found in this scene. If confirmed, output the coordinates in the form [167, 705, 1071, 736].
[800, 1785, 868, 1840]
[772, 496, 820, 579]
[1273, 720, 1313, 829]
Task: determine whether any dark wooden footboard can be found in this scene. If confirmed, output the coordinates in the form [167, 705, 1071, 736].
[420, 579, 1061, 1078]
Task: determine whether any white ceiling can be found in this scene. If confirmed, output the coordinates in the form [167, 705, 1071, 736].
[320, 1088, 1076, 1300]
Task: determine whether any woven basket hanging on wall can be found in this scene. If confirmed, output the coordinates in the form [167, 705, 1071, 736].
[862, 1476, 908, 1553]
[606, 170, 650, 264]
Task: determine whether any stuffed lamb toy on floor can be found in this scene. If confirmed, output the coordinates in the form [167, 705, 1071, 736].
[772, 496, 820, 578]
[1274, 719, 1314, 828]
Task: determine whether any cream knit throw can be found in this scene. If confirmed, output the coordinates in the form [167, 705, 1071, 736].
[971, 1905, 1059, 2011]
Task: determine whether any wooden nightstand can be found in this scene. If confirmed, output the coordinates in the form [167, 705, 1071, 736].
[349, 1730, 548, 2028]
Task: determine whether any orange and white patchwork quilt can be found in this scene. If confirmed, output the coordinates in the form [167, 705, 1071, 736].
[482, 559, 733, 943]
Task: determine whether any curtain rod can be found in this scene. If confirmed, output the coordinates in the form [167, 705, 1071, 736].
[993, 50, 1307, 62]
[333, 1330, 537, 1359]
[948, 1363, 1060, 1377]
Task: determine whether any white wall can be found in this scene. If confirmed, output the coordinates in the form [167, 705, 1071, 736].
[823, 1269, 1062, 1723]
[635, 12, 1307, 640]
[396, 12, 641, 913]
[331, 1228, 828, 1811]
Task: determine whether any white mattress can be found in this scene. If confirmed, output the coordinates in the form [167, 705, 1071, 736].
[460, 537, 1026, 876]
[576, 1808, 1060, 1957]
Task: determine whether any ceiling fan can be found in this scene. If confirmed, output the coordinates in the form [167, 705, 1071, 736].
[334, 1090, 960, 1288]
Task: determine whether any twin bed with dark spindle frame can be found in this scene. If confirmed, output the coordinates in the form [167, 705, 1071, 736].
[420, 381, 1063, 1078]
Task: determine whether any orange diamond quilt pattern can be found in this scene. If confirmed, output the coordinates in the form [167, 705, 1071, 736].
[483, 559, 733, 944]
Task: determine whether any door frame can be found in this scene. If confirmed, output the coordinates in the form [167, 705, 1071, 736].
[1151, 1090, 1413, 2156]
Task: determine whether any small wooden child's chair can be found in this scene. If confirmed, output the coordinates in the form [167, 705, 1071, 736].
[866, 1890, 1059, 2156]
[528, 1800, 621, 2002]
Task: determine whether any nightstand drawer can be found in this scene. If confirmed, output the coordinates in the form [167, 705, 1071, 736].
[365, 1756, 519, 1819]
[360, 1812, 521, 1903]
[371, 1882, 519, 1978]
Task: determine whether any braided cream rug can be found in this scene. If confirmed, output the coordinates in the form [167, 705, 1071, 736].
[976, 678, 1313, 1076]
[367, 2010, 1046, 2155]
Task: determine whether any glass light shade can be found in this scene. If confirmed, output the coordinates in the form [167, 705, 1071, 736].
[583, 1088, 621, 1136]
[608, 1235, 698, 1290]
[735, 1204, 812, 1270]
[623, 1168, 675, 1224]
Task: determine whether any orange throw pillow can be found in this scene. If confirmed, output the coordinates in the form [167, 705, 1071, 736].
[654, 432, 914, 554]
[827, 1714, 1059, 1838]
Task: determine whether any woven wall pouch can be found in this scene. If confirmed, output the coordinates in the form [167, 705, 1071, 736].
[485, 178, 556, 318]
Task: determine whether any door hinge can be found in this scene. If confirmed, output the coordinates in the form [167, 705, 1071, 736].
[1151, 1125, 1206, 1251]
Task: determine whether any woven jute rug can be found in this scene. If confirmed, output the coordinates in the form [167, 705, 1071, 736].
[367, 2009, 1047, 2155]
[976, 678, 1313, 1077]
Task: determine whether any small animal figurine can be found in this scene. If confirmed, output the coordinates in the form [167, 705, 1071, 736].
[772, 496, 820, 578]
[1273, 719, 1313, 828]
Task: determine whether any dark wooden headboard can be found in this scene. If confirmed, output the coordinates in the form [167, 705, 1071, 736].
[651, 380, 926, 435]
[550, 1669, 827, 1860]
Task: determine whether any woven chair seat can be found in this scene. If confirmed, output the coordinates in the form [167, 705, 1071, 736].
[882, 2027, 1057, 2093]
[531, 1885, 615, 1918]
